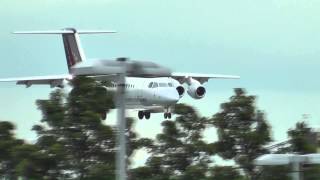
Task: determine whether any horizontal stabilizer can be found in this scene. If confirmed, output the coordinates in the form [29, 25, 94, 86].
[13, 30, 116, 34]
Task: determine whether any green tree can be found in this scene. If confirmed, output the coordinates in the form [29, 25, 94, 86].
[0, 121, 24, 179]
[34, 77, 116, 179]
[0, 121, 55, 180]
[254, 122, 320, 180]
[126, 117, 153, 166]
[288, 122, 318, 154]
[136, 104, 214, 179]
[257, 166, 290, 180]
[210, 88, 272, 179]
[208, 166, 244, 180]
[287, 122, 320, 180]
[13, 144, 58, 180]
[34, 77, 152, 179]
[130, 156, 171, 180]
[177, 164, 209, 180]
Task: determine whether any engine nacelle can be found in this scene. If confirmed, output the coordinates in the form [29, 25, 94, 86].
[51, 79, 69, 89]
[187, 79, 206, 99]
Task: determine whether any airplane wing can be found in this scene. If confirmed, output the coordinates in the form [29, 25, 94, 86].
[171, 72, 240, 84]
[0, 74, 73, 88]
[0, 74, 123, 88]
[90, 74, 119, 82]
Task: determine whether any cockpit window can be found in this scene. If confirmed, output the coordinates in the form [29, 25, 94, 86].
[148, 82, 153, 88]
[168, 83, 173, 87]
[159, 83, 168, 87]
[152, 82, 158, 88]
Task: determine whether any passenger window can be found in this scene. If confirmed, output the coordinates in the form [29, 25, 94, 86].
[148, 82, 153, 88]
[168, 83, 173, 87]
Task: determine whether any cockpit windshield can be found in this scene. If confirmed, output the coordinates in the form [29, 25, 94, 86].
[149, 82, 173, 88]
[159, 83, 168, 87]
[152, 82, 158, 88]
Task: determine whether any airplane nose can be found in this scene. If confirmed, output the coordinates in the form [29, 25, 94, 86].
[163, 89, 180, 103]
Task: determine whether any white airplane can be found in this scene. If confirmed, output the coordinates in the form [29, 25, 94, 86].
[0, 28, 239, 120]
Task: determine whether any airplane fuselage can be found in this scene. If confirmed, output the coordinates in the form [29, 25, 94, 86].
[68, 60, 181, 110]
[106, 77, 181, 110]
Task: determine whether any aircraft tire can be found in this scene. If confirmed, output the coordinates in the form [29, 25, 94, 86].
[164, 113, 168, 119]
[145, 112, 151, 119]
[138, 111, 144, 119]
[168, 113, 172, 119]
[101, 112, 107, 120]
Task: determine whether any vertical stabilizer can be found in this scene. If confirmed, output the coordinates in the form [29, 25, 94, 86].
[62, 28, 86, 70]
[13, 28, 116, 72]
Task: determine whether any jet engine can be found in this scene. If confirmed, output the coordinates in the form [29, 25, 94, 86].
[187, 78, 206, 99]
[176, 85, 185, 98]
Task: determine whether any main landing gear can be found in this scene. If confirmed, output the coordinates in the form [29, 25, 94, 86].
[138, 111, 151, 120]
[164, 112, 172, 119]
[137, 111, 172, 120]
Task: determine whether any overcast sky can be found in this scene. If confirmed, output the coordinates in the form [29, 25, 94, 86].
[0, 0, 320, 167]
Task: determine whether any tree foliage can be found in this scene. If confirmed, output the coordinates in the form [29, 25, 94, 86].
[287, 122, 320, 180]
[0, 121, 22, 179]
[288, 122, 318, 154]
[210, 88, 272, 179]
[131, 104, 218, 180]
[7, 85, 316, 180]
[208, 166, 244, 180]
[257, 122, 320, 180]
[33, 77, 116, 179]
[0, 121, 56, 180]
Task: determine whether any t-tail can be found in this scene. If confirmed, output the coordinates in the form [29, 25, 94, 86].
[13, 28, 116, 72]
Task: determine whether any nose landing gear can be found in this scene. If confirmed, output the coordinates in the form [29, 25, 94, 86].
[164, 112, 172, 119]
[138, 111, 151, 120]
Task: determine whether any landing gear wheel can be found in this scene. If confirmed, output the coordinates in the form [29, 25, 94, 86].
[138, 111, 144, 120]
[167, 113, 172, 119]
[101, 112, 107, 120]
[164, 112, 171, 119]
[164, 113, 168, 119]
[145, 112, 151, 120]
